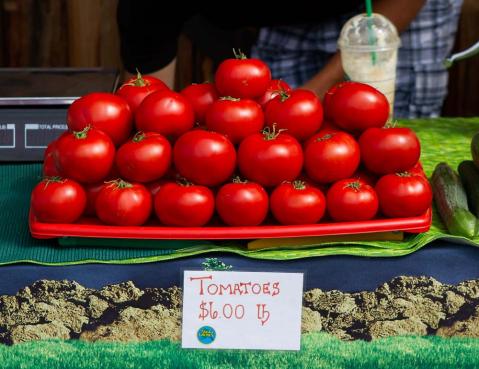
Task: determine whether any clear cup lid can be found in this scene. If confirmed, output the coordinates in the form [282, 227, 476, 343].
[338, 13, 400, 51]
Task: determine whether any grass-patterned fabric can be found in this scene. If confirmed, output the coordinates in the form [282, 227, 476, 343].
[1, 117, 478, 265]
[1, 334, 478, 369]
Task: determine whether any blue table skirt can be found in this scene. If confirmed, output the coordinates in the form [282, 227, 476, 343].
[1, 240, 477, 294]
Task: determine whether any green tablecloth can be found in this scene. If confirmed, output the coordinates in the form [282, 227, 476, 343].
[1, 118, 479, 265]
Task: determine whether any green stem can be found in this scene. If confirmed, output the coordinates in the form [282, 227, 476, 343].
[345, 180, 362, 191]
[42, 176, 65, 189]
[315, 133, 335, 142]
[292, 180, 306, 190]
[73, 126, 90, 139]
[176, 176, 193, 187]
[262, 124, 287, 141]
[220, 96, 240, 102]
[132, 131, 146, 143]
[104, 179, 133, 189]
[278, 90, 290, 102]
[232, 176, 248, 184]
[232, 48, 247, 60]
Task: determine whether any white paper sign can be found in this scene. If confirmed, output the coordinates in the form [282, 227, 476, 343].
[181, 270, 304, 350]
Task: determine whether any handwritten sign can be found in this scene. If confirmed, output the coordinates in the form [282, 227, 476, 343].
[181, 271, 304, 350]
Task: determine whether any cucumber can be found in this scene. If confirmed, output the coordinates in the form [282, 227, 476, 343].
[471, 132, 479, 169]
[431, 162, 478, 238]
[458, 160, 479, 217]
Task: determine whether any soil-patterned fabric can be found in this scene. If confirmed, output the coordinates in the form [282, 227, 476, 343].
[1, 276, 478, 345]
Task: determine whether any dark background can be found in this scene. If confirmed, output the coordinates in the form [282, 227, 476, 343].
[0, 0, 478, 116]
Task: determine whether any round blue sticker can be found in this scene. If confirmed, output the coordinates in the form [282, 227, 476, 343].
[197, 326, 216, 344]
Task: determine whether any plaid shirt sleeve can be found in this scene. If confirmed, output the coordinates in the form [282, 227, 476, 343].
[251, 0, 463, 118]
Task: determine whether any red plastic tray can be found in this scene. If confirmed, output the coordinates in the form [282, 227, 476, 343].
[29, 208, 432, 240]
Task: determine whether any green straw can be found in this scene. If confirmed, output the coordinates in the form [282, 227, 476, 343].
[365, 0, 377, 65]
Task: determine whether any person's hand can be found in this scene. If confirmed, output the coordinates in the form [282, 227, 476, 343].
[301, 80, 334, 100]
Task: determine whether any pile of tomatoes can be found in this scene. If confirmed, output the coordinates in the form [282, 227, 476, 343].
[31, 52, 432, 228]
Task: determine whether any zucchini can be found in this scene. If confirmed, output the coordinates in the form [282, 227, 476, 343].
[458, 160, 479, 217]
[471, 132, 479, 169]
[431, 162, 478, 238]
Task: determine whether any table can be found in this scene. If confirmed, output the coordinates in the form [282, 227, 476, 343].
[1, 118, 479, 368]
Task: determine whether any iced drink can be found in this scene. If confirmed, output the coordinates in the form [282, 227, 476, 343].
[338, 13, 400, 115]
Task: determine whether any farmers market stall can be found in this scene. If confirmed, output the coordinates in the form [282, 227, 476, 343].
[3, 41, 479, 367]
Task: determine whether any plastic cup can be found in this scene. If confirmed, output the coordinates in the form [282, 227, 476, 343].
[338, 13, 400, 115]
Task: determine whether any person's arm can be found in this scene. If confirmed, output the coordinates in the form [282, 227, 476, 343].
[301, 0, 426, 98]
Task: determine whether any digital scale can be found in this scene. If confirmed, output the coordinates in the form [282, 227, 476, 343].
[0, 68, 119, 161]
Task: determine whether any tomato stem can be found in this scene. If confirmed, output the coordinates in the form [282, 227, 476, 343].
[278, 90, 290, 102]
[232, 176, 248, 184]
[270, 82, 289, 99]
[345, 180, 362, 191]
[132, 131, 146, 143]
[104, 179, 133, 189]
[176, 176, 193, 187]
[384, 120, 397, 128]
[262, 124, 287, 141]
[396, 171, 411, 177]
[134, 68, 148, 87]
[232, 48, 247, 60]
[123, 68, 149, 88]
[73, 125, 91, 139]
[292, 180, 306, 190]
[220, 96, 240, 102]
[315, 133, 335, 142]
[42, 176, 65, 189]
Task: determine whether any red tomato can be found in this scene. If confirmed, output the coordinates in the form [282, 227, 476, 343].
[270, 181, 326, 225]
[43, 141, 61, 177]
[84, 182, 105, 216]
[173, 130, 236, 186]
[215, 50, 271, 99]
[180, 82, 219, 124]
[135, 90, 195, 138]
[375, 173, 432, 218]
[328, 82, 389, 133]
[31, 177, 86, 223]
[238, 126, 303, 187]
[95, 179, 152, 226]
[44, 140, 56, 159]
[359, 127, 421, 175]
[265, 89, 323, 141]
[54, 127, 115, 184]
[304, 131, 360, 184]
[43, 154, 60, 177]
[323, 83, 341, 121]
[146, 179, 169, 197]
[115, 132, 172, 183]
[205, 97, 264, 144]
[116, 71, 168, 113]
[67, 92, 133, 146]
[408, 162, 427, 178]
[256, 79, 291, 108]
[154, 181, 214, 226]
[123, 74, 165, 86]
[216, 179, 269, 226]
[326, 179, 378, 221]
